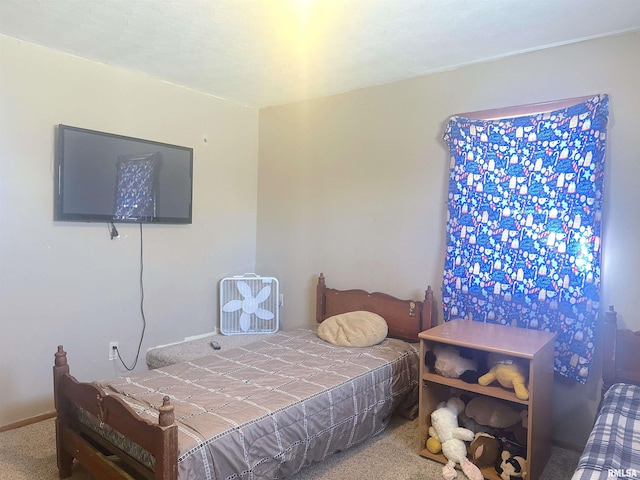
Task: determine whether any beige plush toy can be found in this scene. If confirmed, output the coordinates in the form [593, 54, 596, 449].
[478, 353, 529, 400]
[465, 396, 522, 429]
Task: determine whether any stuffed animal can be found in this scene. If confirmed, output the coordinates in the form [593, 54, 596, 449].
[465, 396, 522, 429]
[468, 432, 500, 469]
[426, 435, 442, 454]
[495, 450, 527, 480]
[424, 344, 480, 383]
[429, 398, 483, 480]
[478, 353, 529, 400]
[458, 409, 497, 435]
[503, 410, 528, 446]
[496, 432, 527, 460]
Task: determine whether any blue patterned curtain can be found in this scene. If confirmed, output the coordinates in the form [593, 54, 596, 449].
[442, 94, 609, 383]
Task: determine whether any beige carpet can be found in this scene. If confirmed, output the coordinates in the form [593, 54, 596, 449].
[0, 415, 579, 479]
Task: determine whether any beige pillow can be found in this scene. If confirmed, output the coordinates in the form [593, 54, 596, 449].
[317, 311, 388, 347]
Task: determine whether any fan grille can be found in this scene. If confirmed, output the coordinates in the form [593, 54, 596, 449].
[219, 275, 279, 335]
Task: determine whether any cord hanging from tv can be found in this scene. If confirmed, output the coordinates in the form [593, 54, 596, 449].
[54, 124, 193, 224]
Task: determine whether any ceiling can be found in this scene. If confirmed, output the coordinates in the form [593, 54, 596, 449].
[1, 0, 640, 108]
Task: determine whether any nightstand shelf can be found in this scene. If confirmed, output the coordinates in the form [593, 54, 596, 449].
[418, 319, 556, 480]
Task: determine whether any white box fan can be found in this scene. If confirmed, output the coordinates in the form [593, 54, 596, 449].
[219, 274, 279, 335]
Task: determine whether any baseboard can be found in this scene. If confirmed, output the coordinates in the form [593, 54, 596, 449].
[0, 411, 56, 433]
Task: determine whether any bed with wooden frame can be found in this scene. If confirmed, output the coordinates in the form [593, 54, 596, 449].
[53, 273, 434, 480]
[571, 305, 640, 479]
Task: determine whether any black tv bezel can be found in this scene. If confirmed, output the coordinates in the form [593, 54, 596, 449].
[54, 124, 193, 225]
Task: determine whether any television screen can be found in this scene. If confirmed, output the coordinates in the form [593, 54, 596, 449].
[55, 125, 193, 224]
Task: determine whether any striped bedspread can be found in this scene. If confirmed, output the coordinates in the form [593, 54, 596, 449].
[98, 329, 419, 480]
[571, 383, 640, 480]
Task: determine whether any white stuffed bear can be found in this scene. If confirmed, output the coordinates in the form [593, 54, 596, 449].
[429, 398, 483, 480]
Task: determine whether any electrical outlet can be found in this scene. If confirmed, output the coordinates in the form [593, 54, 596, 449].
[109, 341, 119, 361]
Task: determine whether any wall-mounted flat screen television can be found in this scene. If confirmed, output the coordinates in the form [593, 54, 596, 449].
[55, 124, 193, 224]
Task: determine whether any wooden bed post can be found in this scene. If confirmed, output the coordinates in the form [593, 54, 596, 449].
[53, 346, 69, 408]
[423, 286, 434, 330]
[601, 305, 617, 398]
[316, 273, 326, 324]
[158, 396, 175, 427]
[53, 345, 74, 478]
[155, 396, 178, 480]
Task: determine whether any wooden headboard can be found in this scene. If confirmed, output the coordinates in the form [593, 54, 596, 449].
[315, 273, 434, 342]
[601, 305, 640, 396]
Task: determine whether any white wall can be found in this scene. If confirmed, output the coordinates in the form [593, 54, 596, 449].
[0, 35, 259, 426]
[257, 31, 640, 448]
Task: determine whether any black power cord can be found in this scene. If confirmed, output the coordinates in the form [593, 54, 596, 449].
[115, 223, 147, 371]
[108, 222, 119, 240]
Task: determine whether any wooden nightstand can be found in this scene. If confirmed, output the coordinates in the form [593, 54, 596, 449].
[418, 319, 556, 480]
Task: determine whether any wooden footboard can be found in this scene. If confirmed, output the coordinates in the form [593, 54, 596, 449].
[601, 305, 640, 397]
[53, 346, 178, 479]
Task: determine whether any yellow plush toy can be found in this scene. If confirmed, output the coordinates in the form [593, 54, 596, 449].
[478, 353, 529, 400]
[426, 436, 442, 454]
